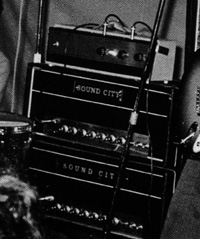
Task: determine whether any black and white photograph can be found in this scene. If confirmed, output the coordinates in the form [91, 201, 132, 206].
[0, 1, 198, 238]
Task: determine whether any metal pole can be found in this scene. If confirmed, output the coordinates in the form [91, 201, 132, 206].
[103, 0, 167, 238]
[34, 0, 47, 63]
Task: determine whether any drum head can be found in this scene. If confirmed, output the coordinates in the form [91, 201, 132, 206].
[0, 111, 32, 134]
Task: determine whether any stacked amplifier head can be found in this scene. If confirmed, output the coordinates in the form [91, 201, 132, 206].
[24, 25, 179, 239]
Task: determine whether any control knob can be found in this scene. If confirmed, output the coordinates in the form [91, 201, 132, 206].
[80, 129, 87, 137]
[105, 134, 116, 143]
[118, 50, 129, 59]
[92, 212, 99, 220]
[86, 131, 96, 139]
[96, 47, 107, 56]
[96, 132, 106, 141]
[116, 136, 126, 145]
[84, 210, 90, 218]
[61, 125, 77, 135]
[61, 125, 69, 133]
[113, 217, 121, 225]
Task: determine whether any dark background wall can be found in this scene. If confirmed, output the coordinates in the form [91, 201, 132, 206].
[0, 0, 187, 114]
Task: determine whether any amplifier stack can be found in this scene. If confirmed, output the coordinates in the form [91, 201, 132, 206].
[23, 25, 180, 239]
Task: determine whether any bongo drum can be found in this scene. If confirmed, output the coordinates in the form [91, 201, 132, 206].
[0, 112, 32, 175]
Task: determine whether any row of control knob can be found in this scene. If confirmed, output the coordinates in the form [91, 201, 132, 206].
[45, 123, 149, 150]
[96, 47, 146, 62]
[96, 47, 129, 59]
[130, 141, 149, 149]
[58, 125, 127, 145]
[45, 202, 143, 232]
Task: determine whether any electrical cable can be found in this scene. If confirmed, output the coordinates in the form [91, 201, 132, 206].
[63, 23, 100, 68]
[104, 14, 127, 27]
[103, 0, 167, 237]
[132, 21, 153, 35]
[104, 14, 130, 33]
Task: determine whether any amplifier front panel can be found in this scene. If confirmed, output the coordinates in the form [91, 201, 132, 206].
[28, 136, 175, 239]
[46, 26, 150, 76]
[24, 63, 178, 168]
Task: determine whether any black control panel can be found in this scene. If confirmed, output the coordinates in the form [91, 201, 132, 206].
[46, 25, 150, 77]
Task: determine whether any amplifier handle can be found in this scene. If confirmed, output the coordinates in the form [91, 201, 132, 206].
[103, 0, 168, 238]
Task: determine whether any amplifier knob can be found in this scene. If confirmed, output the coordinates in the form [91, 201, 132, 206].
[96, 132, 106, 141]
[113, 217, 120, 225]
[81, 129, 86, 136]
[74, 207, 80, 215]
[106, 134, 116, 143]
[118, 50, 129, 59]
[92, 212, 99, 220]
[65, 205, 71, 213]
[96, 47, 106, 56]
[56, 203, 62, 210]
[61, 125, 77, 135]
[129, 222, 136, 229]
[61, 125, 69, 133]
[70, 127, 78, 135]
[86, 131, 96, 139]
[136, 225, 143, 231]
[116, 136, 126, 145]
[84, 210, 90, 218]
